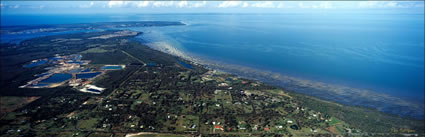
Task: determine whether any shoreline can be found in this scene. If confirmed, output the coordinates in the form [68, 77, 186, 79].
[143, 40, 425, 120]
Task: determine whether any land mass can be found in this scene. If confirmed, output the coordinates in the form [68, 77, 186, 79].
[0, 22, 424, 136]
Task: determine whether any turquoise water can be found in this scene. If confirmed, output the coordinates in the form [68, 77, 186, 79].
[76, 72, 101, 79]
[101, 66, 123, 70]
[39, 73, 72, 83]
[1, 13, 424, 118]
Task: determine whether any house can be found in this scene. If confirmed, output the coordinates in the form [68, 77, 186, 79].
[311, 128, 318, 133]
[218, 83, 228, 87]
[252, 125, 258, 130]
[214, 125, 224, 130]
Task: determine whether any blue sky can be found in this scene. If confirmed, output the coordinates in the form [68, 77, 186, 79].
[1, 1, 424, 14]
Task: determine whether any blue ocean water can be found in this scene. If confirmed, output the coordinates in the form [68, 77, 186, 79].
[134, 13, 425, 102]
[1, 13, 424, 117]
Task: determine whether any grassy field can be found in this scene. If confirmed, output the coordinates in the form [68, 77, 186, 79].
[77, 118, 100, 130]
[128, 133, 186, 137]
[80, 47, 112, 54]
[0, 96, 40, 117]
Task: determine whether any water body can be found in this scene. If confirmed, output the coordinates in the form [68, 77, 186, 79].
[178, 60, 193, 69]
[68, 61, 84, 65]
[146, 63, 158, 67]
[1, 30, 91, 44]
[40, 73, 72, 83]
[1, 13, 424, 118]
[23, 60, 48, 68]
[76, 72, 102, 79]
[137, 14, 424, 100]
[68, 69, 82, 74]
[32, 83, 49, 87]
[81, 68, 92, 72]
[131, 13, 425, 119]
[102, 66, 123, 70]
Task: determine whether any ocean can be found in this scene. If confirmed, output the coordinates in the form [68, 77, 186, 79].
[1, 13, 424, 118]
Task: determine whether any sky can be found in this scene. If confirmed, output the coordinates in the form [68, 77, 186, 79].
[1, 1, 424, 14]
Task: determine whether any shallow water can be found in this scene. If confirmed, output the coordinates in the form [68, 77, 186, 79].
[136, 14, 424, 100]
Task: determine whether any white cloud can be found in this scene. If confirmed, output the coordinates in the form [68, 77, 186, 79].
[251, 1, 275, 8]
[177, 1, 188, 8]
[136, 1, 150, 8]
[108, 1, 125, 8]
[177, 1, 207, 8]
[358, 1, 379, 8]
[242, 2, 249, 8]
[217, 1, 242, 8]
[312, 2, 334, 9]
[298, 2, 335, 9]
[276, 2, 286, 8]
[357, 1, 417, 8]
[152, 1, 174, 8]
[106, 1, 205, 8]
[298, 2, 310, 9]
[80, 2, 94, 8]
[191, 1, 206, 8]
[385, 2, 398, 8]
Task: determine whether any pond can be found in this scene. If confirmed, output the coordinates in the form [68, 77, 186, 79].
[177, 60, 193, 69]
[101, 65, 123, 70]
[68, 69, 82, 74]
[76, 72, 101, 79]
[146, 63, 158, 67]
[23, 60, 48, 68]
[39, 73, 72, 83]
[81, 68, 91, 72]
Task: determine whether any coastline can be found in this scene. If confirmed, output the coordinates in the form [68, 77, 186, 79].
[1, 28, 423, 136]
[143, 40, 425, 120]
